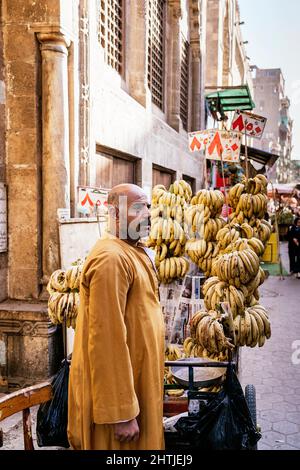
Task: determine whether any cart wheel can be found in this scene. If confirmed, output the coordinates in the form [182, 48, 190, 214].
[245, 384, 258, 450]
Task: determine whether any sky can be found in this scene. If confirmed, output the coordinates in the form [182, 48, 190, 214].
[239, 0, 300, 160]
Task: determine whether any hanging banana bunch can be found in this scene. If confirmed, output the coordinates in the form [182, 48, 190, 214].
[47, 263, 83, 329]
[185, 189, 226, 277]
[148, 180, 192, 283]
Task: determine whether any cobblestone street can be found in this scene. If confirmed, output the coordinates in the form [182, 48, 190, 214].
[241, 243, 300, 450]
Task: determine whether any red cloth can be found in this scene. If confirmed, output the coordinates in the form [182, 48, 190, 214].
[221, 204, 232, 218]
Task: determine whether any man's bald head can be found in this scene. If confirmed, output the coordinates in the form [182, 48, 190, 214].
[107, 184, 150, 243]
[108, 184, 147, 208]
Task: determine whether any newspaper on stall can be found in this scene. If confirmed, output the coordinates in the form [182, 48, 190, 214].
[160, 269, 206, 345]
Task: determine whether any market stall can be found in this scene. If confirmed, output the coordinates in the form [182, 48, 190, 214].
[44, 101, 275, 450]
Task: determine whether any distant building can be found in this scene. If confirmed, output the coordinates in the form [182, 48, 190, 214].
[251, 67, 293, 183]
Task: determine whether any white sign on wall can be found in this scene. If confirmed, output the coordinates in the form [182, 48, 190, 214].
[78, 186, 109, 216]
[0, 183, 7, 253]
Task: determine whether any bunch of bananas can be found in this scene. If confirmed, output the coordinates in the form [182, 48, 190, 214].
[211, 249, 260, 286]
[165, 343, 182, 361]
[184, 204, 212, 238]
[47, 265, 82, 293]
[164, 368, 185, 397]
[202, 251, 271, 349]
[47, 265, 82, 329]
[203, 277, 246, 318]
[157, 256, 190, 284]
[199, 384, 222, 393]
[216, 220, 271, 254]
[188, 175, 272, 353]
[233, 305, 271, 348]
[191, 189, 225, 217]
[235, 193, 268, 220]
[216, 225, 241, 249]
[48, 291, 79, 329]
[151, 180, 192, 207]
[150, 218, 186, 252]
[222, 237, 266, 258]
[164, 344, 185, 396]
[148, 181, 192, 284]
[188, 310, 234, 354]
[185, 190, 226, 277]
[185, 239, 220, 277]
[183, 336, 229, 361]
[47, 270, 68, 293]
[228, 174, 268, 207]
[227, 174, 272, 246]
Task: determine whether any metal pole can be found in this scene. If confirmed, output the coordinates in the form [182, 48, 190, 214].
[271, 182, 284, 280]
[245, 127, 249, 181]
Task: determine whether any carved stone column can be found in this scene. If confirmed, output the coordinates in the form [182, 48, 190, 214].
[190, 43, 202, 131]
[167, 1, 182, 131]
[127, 0, 148, 107]
[37, 32, 71, 287]
[79, 1, 91, 187]
[190, 0, 205, 131]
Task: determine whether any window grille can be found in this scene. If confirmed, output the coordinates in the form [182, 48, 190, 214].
[99, 0, 123, 74]
[180, 36, 190, 131]
[147, 0, 165, 110]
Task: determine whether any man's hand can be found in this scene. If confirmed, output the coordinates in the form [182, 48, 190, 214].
[114, 418, 140, 443]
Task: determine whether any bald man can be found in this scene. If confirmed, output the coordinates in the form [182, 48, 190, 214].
[67, 184, 165, 450]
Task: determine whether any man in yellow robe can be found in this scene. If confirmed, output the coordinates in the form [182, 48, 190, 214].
[67, 184, 165, 450]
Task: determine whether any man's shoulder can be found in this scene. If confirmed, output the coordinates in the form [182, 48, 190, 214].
[91, 238, 128, 258]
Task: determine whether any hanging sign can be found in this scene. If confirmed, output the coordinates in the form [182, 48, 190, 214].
[78, 186, 109, 216]
[231, 110, 267, 139]
[188, 129, 242, 162]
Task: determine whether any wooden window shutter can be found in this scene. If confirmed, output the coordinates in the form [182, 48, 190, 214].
[99, 0, 124, 75]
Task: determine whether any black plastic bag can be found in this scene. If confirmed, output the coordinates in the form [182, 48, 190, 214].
[36, 359, 70, 448]
[175, 364, 261, 450]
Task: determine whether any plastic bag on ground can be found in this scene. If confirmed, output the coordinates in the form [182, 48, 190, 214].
[36, 359, 70, 448]
[175, 363, 261, 450]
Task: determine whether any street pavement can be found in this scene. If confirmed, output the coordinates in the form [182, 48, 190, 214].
[1, 242, 300, 450]
[241, 242, 300, 450]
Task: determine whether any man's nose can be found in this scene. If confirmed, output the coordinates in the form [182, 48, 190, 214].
[145, 206, 151, 218]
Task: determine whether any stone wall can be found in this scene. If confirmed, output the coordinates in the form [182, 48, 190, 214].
[87, 0, 205, 193]
[205, 0, 252, 90]
[2, 1, 45, 300]
[0, 0, 8, 303]
[0, 301, 63, 391]
[0, 0, 74, 390]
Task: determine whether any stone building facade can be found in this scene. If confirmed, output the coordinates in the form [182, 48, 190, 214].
[251, 67, 293, 183]
[205, 0, 253, 92]
[0, 0, 209, 390]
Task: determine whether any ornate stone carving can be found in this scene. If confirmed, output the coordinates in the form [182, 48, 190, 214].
[79, 2, 91, 182]
[37, 32, 70, 55]
[0, 313, 63, 392]
[0, 318, 57, 337]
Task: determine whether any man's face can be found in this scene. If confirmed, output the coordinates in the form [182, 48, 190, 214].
[126, 194, 151, 241]
[296, 220, 300, 228]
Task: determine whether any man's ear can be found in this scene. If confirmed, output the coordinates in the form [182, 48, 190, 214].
[107, 204, 119, 220]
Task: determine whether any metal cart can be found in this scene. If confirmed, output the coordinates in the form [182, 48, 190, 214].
[163, 350, 258, 450]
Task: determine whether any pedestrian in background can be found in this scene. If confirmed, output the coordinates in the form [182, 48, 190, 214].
[288, 217, 300, 278]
